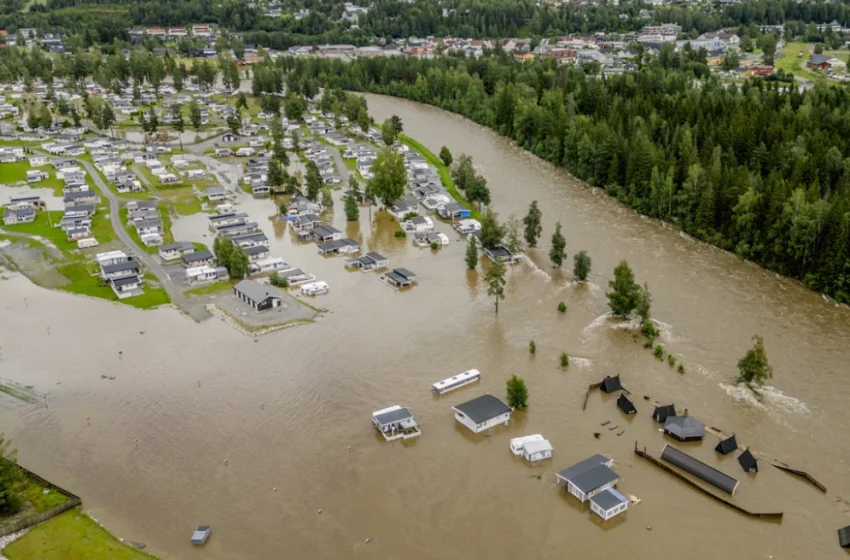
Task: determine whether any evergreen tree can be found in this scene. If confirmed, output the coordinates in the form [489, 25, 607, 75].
[344, 193, 359, 221]
[188, 100, 202, 131]
[439, 145, 453, 167]
[229, 246, 249, 280]
[170, 103, 185, 150]
[305, 161, 323, 201]
[523, 200, 542, 246]
[485, 258, 507, 314]
[573, 250, 591, 281]
[505, 374, 528, 410]
[101, 103, 115, 140]
[465, 236, 479, 270]
[549, 222, 566, 268]
[321, 187, 334, 209]
[479, 210, 504, 249]
[381, 117, 397, 146]
[606, 260, 640, 317]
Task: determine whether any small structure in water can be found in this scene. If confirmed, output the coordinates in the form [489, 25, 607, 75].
[617, 394, 637, 415]
[372, 405, 421, 441]
[599, 375, 622, 394]
[664, 415, 705, 442]
[452, 394, 512, 434]
[191, 526, 211, 545]
[715, 434, 738, 455]
[838, 525, 850, 549]
[738, 449, 758, 473]
[509, 434, 553, 463]
[651, 404, 676, 423]
[590, 487, 629, 521]
[431, 369, 481, 395]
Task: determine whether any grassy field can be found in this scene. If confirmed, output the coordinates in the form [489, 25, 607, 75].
[160, 187, 202, 216]
[399, 134, 480, 220]
[775, 42, 829, 85]
[6, 476, 70, 518]
[3, 212, 76, 254]
[3, 508, 159, 560]
[185, 280, 233, 296]
[124, 275, 170, 309]
[0, 161, 31, 184]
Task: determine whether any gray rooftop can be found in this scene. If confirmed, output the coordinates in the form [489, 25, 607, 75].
[557, 454, 611, 482]
[374, 407, 414, 427]
[590, 488, 628, 511]
[184, 249, 214, 262]
[102, 260, 140, 274]
[234, 279, 279, 304]
[664, 415, 705, 440]
[569, 464, 619, 494]
[160, 241, 193, 252]
[453, 394, 512, 424]
[112, 274, 141, 287]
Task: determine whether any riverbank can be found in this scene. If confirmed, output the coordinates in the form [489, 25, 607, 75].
[2, 508, 158, 560]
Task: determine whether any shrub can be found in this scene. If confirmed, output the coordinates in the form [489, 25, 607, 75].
[667, 354, 676, 367]
[529, 340, 536, 354]
[559, 352, 569, 367]
[653, 345, 664, 360]
[505, 375, 528, 410]
[430, 241, 439, 250]
[677, 364, 685, 374]
[557, 301, 567, 313]
[394, 230, 406, 238]
[268, 271, 289, 288]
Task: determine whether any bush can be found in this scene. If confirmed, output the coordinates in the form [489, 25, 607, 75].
[557, 301, 567, 313]
[677, 364, 685, 374]
[268, 271, 289, 288]
[653, 345, 664, 360]
[667, 354, 676, 367]
[559, 352, 569, 367]
[394, 230, 406, 238]
[529, 340, 536, 354]
[430, 241, 439, 250]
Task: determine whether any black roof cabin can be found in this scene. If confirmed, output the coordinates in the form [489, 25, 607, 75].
[617, 394, 636, 415]
[838, 526, 850, 549]
[737, 449, 758, 473]
[652, 404, 676, 423]
[715, 434, 738, 455]
[600, 375, 622, 394]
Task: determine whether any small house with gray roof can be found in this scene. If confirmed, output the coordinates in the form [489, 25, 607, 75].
[556, 454, 620, 503]
[232, 279, 281, 312]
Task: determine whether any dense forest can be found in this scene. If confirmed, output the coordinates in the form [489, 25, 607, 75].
[274, 53, 850, 301]
[3, 0, 850, 48]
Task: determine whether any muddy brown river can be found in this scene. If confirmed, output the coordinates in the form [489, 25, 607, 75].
[1, 94, 849, 559]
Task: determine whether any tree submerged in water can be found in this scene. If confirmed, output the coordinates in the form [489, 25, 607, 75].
[506, 375, 528, 410]
[737, 335, 773, 388]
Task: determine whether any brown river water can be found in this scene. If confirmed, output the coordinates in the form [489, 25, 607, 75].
[1, 94, 849, 559]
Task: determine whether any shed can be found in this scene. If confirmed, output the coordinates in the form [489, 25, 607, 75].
[651, 404, 676, 423]
[617, 394, 636, 415]
[839, 526, 850, 548]
[737, 449, 758, 473]
[233, 279, 281, 312]
[715, 434, 738, 455]
[600, 375, 622, 393]
[661, 444, 739, 495]
[664, 415, 705, 442]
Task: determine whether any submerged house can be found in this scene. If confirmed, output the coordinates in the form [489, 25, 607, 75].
[838, 526, 850, 549]
[664, 415, 705, 442]
[556, 454, 620, 504]
[383, 268, 418, 289]
[738, 449, 758, 473]
[715, 434, 738, 455]
[617, 394, 637, 415]
[600, 375, 622, 394]
[661, 444, 739, 495]
[371, 405, 421, 441]
[452, 394, 512, 434]
[652, 404, 676, 423]
[345, 252, 388, 271]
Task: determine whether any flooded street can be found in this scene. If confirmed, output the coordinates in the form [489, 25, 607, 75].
[1, 94, 850, 559]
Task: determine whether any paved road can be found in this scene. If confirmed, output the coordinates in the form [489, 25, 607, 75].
[77, 159, 210, 321]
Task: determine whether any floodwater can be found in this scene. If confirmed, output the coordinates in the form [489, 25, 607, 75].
[1, 94, 850, 560]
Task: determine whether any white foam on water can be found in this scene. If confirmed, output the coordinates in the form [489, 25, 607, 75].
[568, 357, 593, 369]
[0, 240, 10, 249]
[609, 315, 641, 331]
[520, 255, 552, 282]
[582, 312, 612, 334]
[718, 382, 809, 415]
[654, 319, 686, 343]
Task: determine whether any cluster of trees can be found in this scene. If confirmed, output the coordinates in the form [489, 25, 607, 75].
[287, 52, 850, 303]
[213, 237, 249, 280]
[451, 154, 490, 210]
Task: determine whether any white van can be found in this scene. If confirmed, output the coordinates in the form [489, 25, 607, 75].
[301, 281, 329, 296]
[77, 238, 99, 249]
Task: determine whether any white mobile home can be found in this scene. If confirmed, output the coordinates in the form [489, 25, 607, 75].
[452, 394, 512, 434]
[371, 405, 421, 441]
[555, 454, 619, 503]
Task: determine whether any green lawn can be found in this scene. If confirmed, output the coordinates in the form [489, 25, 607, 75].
[3, 508, 159, 560]
[3, 212, 76, 255]
[185, 280, 233, 296]
[160, 187, 202, 216]
[0, 161, 31, 184]
[7, 476, 70, 516]
[57, 261, 117, 300]
[399, 134, 480, 220]
[775, 42, 829, 85]
[124, 275, 171, 309]
[192, 242, 208, 251]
